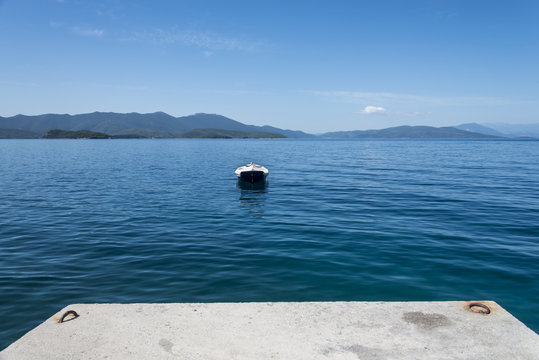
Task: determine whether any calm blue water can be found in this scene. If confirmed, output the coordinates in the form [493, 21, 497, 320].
[1, 139, 538, 348]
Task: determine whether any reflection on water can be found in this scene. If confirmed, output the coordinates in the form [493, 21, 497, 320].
[237, 180, 268, 216]
[236, 180, 268, 191]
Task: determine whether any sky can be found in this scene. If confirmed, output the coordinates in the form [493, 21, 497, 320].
[1, 0, 538, 132]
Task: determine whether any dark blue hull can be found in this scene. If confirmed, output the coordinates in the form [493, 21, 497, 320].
[239, 170, 266, 183]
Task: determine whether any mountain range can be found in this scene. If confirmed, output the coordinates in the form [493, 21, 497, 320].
[322, 125, 496, 139]
[0, 112, 311, 139]
[480, 123, 539, 138]
[0, 112, 537, 139]
[452, 123, 506, 137]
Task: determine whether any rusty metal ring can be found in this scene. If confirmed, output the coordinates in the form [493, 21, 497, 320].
[59, 310, 79, 323]
[467, 302, 491, 314]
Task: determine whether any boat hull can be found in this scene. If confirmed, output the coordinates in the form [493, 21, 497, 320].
[238, 170, 267, 183]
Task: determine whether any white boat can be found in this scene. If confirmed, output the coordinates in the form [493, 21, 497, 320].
[235, 162, 269, 183]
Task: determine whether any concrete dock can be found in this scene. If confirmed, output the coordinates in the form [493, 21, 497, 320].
[1, 301, 538, 359]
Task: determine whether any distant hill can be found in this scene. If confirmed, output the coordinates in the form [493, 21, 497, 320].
[39, 128, 284, 139]
[321, 125, 499, 138]
[482, 123, 539, 138]
[178, 128, 286, 139]
[0, 112, 312, 138]
[453, 123, 505, 137]
[42, 129, 147, 139]
[0, 128, 40, 139]
[255, 125, 314, 138]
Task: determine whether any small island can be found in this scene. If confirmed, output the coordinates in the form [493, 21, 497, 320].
[177, 128, 286, 139]
[43, 129, 114, 139]
[41, 128, 286, 139]
[43, 129, 148, 139]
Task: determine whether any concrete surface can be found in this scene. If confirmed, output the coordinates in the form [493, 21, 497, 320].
[1, 301, 538, 359]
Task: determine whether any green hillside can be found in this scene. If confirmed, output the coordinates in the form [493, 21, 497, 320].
[178, 128, 286, 138]
[0, 128, 40, 139]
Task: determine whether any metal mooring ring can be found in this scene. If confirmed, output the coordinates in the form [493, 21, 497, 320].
[467, 302, 491, 315]
[59, 310, 79, 323]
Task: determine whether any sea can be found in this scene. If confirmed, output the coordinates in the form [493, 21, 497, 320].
[1, 138, 538, 349]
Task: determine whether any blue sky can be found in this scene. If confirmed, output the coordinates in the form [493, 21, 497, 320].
[1, 0, 538, 132]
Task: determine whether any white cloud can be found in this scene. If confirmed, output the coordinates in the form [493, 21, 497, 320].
[72, 27, 105, 37]
[360, 105, 386, 114]
[124, 29, 261, 52]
